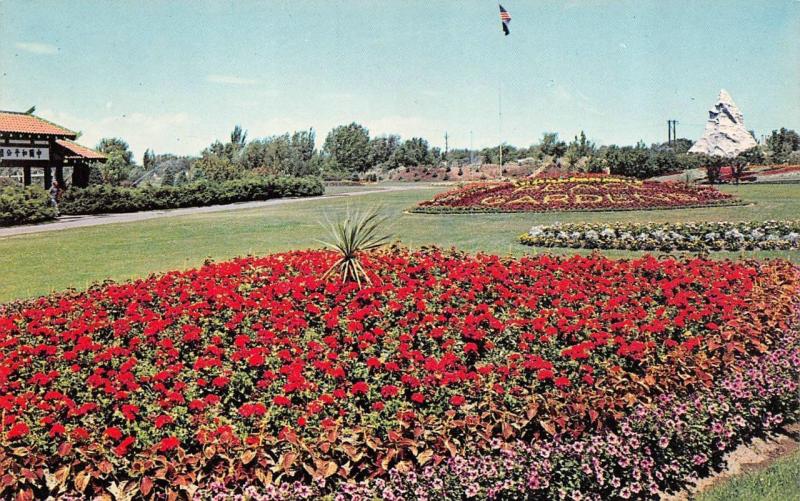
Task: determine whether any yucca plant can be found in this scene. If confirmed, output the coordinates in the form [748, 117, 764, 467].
[318, 206, 393, 287]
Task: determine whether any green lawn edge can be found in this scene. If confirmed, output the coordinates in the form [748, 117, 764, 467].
[697, 448, 800, 501]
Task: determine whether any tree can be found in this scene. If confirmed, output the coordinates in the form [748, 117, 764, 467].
[142, 149, 156, 171]
[480, 144, 519, 165]
[393, 137, 433, 167]
[737, 146, 765, 164]
[568, 131, 596, 157]
[96, 137, 135, 185]
[203, 125, 248, 164]
[156, 155, 193, 184]
[161, 169, 176, 186]
[287, 129, 318, 176]
[561, 132, 596, 170]
[702, 155, 726, 184]
[728, 147, 765, 184]
[83, 161, 105, 186]
[230, 125, 247, 149]
[653, 138, 694, 154]
[766, 128, 800, 163]
[447, 148, 478, 166]
[431, 147, 443, 165]
[97, 138, 134, 165]
[193, 154, 242, 182]
[238, 129, 318, 177]
[539, 132, 567, 158]
[603, 143, 652, 178]
[728, 157, 748, 184]
[367, 135, 401, 170]
[323, 123, 371, 173]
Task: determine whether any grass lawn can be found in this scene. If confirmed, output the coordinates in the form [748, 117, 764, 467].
[0, 183, 798, 302]
[697, 449, 800, 501]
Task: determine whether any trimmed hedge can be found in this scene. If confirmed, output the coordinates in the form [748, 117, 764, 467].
[0, 185, 57, 226]
[60, 176, 324, 215]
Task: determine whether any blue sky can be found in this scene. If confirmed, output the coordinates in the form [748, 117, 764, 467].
[1, 0, 798, 159]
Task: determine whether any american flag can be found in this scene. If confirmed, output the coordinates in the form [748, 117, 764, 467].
[499, 5, 511, 36]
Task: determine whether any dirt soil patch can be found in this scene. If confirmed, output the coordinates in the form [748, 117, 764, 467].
[663, 423, 800, 500]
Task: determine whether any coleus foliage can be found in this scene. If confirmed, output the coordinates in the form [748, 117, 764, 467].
[413, 175, 739, 213]
[0, 248, 797, 498]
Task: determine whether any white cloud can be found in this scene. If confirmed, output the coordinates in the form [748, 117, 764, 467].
[206, 74, 259, 85]
[37, 109, 208, 159]
[14, 42, 58, 55]
[549, 84, 605, 117]
[619, 42, 628, 49]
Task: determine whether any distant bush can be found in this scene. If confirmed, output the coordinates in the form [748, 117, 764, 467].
[0, 185, 57, 226]
[60, 176, 324, 215]
[587, 145, 702, 178]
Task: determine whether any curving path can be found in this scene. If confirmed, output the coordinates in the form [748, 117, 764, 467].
[0, 184, 435, 239]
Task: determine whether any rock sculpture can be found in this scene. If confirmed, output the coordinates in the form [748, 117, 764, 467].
[688, 89, 757, 157]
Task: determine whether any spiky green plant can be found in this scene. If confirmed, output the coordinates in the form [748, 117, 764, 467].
[318, 206, 393, 287]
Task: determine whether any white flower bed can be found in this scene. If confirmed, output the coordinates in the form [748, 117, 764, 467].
[520, 220, 800, 252]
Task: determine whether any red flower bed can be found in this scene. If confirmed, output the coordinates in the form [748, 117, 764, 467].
[720, 164, 800, 181]
[0, 249, 797, 497]
[413, 174, 739, 213]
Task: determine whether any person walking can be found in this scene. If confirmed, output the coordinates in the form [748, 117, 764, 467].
[49, 180, 62, 217]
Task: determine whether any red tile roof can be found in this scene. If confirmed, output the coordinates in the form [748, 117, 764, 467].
[0, 111, 77, 138]
[55, 139, 106, 160]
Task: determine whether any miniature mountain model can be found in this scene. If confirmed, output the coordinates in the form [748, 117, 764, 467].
[688, 89, 757, 157]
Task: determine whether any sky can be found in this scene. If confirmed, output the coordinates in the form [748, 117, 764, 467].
[1, 0, 798, 160]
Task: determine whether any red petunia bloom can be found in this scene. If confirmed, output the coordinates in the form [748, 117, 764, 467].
[273, 395, 292, 407]
[113, 436, 135, 456]
[158, 436, 180, 452]
[351, 381, 369, 395]
[380, 385, 399, 399]
[71, 427, 90, 441]
[154, 414, 174, 428]
[104, 427, 124, 441]
[188, 399, 205, 411]
[6, 422, 29, 440]
[120, 404, 139, 421]
[49, 423, 66, 438]
[449, 395, 465, 406]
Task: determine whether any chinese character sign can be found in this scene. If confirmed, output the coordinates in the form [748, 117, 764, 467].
[0, 147, 50, 161]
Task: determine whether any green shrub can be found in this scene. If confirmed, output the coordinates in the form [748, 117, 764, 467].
[60, 176, 324, 215]
[0, 185, 57, 226]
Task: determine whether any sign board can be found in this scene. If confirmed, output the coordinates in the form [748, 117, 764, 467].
[0, 147, 50, 162]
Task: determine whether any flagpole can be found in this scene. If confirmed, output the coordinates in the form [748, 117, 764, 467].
[498, 1, 503, 168]
[499, 81, 503, 167]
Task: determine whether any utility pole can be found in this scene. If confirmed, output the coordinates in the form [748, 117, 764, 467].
[444, 131, 449, 166]
[667, 119, 679, 146]
[469, 130, 474, 165]
[667, 120, 673, 145]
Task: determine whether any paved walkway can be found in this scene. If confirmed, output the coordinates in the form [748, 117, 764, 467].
[0, 184, 431, 238]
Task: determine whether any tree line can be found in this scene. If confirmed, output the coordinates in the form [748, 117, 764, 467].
[88, 124, 800, 186]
